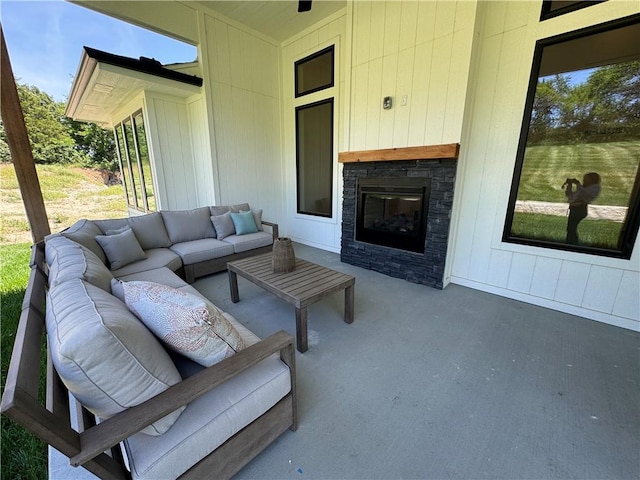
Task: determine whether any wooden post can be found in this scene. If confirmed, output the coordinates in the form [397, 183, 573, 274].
[1, 24, 50, 243]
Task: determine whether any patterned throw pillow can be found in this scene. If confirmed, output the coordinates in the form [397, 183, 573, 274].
[122, 281, 246, 367]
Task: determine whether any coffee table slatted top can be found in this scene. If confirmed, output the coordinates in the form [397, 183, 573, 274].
[227, 253, 355, 352]
[228, 254, 354, 307]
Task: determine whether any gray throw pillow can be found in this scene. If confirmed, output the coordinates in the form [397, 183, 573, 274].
[95, 227, 147, 270]
[210, 212, 235, 240]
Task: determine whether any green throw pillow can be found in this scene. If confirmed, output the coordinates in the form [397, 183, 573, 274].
[230, 211, 258, 235]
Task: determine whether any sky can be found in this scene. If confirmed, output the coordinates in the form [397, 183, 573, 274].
[1, 0, 198, 102]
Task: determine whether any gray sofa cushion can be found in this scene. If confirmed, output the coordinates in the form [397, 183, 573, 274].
[222, 232, 274, 254]
[123, 311, 291, 479]
[46, 279, 184, 436]
[61, 219, 107, 264]
[96, 227, 147, 270]
[170, 238, 235, 265]
[111, 248, 182, 277]
[127, 212, 172, 249]
[210, 212, 235, 240]
[94, 213, 172, 250]
[45, 235, 113, 293]
[161, 207, 216, 244]
[116, 267, 189, 291]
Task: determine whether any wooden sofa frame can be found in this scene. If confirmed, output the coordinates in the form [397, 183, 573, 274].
[1, 241, 297, 479]
[183, 221, 279, 283]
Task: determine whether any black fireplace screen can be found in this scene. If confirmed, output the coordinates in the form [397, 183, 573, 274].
[356, 177, 430, 253]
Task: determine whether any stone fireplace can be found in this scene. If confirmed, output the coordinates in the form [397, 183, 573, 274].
[339, 145, 458, 289]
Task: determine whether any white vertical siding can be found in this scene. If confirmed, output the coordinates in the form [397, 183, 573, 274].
[349, 0, 477, 150]
[144, 92, 199, 210]
[449, 1, 640, 331]
[281, 13, 347, 252]
[202, 14, 283, 223]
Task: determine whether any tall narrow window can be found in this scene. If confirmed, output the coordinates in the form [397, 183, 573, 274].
[294, 44, 336, 218]
[503, 15, 640, 259]
[296, 99, 334, 217]
[113, 110, 156, 212]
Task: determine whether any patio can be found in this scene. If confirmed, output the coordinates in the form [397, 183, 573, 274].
[50, 243, 639, 480]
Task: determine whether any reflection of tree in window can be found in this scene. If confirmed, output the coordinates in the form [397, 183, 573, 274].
[113, 112, 156, 213]
[123, 118, 145, 210]
[505, 18, 640, 258]
[114, 126, 132, 207]
[133, 112, 155, 211]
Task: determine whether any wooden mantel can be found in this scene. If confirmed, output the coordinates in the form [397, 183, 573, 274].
[338, 143, 459, 163]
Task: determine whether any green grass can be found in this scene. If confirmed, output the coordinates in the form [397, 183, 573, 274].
[1, 243, 48, 480]
[518, 141, 639, 205]
[510, 212, 622, 249]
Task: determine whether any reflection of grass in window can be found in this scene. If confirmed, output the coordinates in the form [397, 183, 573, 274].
[517, 142, 639, 205]
[511, 212, 621, 249]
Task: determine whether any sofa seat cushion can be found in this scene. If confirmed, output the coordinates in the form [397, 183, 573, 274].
[116, 267, 189, 290]
[111, 248, 182, 277]
[45, 236, 113, 293]
[123, 316, 291, 479]
[46, 279, 184, 436]
[222, 232, 273, 254]
[169, 238, 234, 265]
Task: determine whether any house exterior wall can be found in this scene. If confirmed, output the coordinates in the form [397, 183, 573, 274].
[144, 91, 204, 210]
[200, 12, 284, 224]
[349, 1, 477, 150]
[280, 12, 348, 252]
[448, 1, 640, 331]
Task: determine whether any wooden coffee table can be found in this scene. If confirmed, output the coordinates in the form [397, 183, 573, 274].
[227, 253, 355, 353]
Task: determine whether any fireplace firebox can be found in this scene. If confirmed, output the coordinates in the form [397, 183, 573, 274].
[356, 177, 430, 253]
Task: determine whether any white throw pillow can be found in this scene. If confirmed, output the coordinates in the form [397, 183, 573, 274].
[122, 281, 246, 367]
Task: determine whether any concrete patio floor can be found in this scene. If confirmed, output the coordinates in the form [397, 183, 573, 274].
[50, 243, 640, 479]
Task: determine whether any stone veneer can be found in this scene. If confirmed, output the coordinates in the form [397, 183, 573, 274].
[341, 159, 457, 289]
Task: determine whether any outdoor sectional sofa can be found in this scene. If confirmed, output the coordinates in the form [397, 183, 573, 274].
[0, 204, 297, 479]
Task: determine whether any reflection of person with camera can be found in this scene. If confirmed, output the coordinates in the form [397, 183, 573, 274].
[563, 172, 601, 244]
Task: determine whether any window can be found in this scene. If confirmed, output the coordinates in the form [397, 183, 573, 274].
[114, 110, 156, 212]
[296, 99, 334, 217]
[540, 1, 605, 21]
[503, 15, 640, 259]
[294, 44, 336, 218]
[295, 45, 334, 98]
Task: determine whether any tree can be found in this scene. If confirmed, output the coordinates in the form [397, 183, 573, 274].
[64, 118, 119, 172]
[14, 83, 84, 165]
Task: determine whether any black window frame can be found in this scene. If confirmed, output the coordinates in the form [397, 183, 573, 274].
[113, 109, 156, 213]
[540, 1, 605, 21]
[503, 14, 640, 260]
[295, 98, 335, 218]
[294, 45, 335, 98]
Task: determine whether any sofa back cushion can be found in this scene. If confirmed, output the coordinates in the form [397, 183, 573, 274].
[127, 212, 172, 249]
[46, 236, 113, 293]
[46, 279, 184, 436]
[61, 219, 107, 264]
[161, 207, 216, 244]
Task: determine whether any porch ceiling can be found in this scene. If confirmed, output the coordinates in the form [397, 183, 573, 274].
[198, 0, 346, 42]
